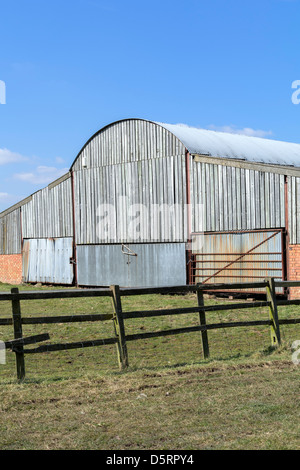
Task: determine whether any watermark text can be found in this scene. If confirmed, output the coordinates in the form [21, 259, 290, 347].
[0, 80, 6, 104]
[291, 340, 300, 365]
[0, 341, 6, 365]
[291, 80, 300, 105]
[96, 199, 204, 250]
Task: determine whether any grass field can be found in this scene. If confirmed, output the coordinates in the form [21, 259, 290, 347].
[0, 282, 299, 450]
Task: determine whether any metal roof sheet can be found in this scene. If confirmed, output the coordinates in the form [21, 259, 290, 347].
[157, 122, 300, 167]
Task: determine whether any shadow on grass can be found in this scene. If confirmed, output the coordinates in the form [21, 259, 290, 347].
[1, 343, 290, 385]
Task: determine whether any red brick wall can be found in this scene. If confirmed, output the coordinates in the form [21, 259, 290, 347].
[0, 254, 23, 285]
[288, 245, 300, 299]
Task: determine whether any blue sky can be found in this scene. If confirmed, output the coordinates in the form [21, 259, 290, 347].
[0, 0, 300, 212]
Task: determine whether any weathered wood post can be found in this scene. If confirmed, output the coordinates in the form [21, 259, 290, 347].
[197, 284, 210, 359]
[265, 277, 281, 347]
[110, 285, 129, 370]
[11, 287, 26, 381]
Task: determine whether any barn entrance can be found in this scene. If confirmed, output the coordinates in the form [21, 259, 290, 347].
[76, 243, 187, 287]
[190, 229, 286, 294]
[22, 238, 74, 285]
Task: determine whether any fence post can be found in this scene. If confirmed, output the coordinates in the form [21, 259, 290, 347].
[265, 277, 281, 347]
[110, 285, 129, 370]
[11, 288, 25, 381]
[197, 284, 210, 359]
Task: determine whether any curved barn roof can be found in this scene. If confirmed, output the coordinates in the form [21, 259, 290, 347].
[71, 118, 300, 169]
[156, 122, 300, 167]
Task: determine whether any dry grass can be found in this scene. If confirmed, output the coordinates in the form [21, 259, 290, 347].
[1, 359, 299, 450]
[0, 282, 299, 450]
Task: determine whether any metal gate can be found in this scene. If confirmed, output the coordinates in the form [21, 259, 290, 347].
[191, 229, 285, 293]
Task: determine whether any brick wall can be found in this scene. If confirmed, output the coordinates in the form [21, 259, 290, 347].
[288, 245, 300, 299]
[0, 254, 23, 285]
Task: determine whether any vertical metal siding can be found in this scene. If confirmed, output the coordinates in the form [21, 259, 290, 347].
[74, 155, 187, 245]
[21, 177, 73, 239]
[190, 158, 286, 233]
[72, 120, 186, 170]
[73, 120, 188, 244]
[288, 176, 300, 244]
[22, 238, 73, 284]
[0, 208, 22, 254]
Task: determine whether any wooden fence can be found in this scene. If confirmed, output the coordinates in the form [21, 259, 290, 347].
[1, 278, 300, 381]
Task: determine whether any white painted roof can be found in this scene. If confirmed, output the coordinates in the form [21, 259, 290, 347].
[157, 122, 300, 167]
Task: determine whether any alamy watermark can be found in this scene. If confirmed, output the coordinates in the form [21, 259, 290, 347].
[95, 199, 204, 251]
[291, 340, 300, 365]
[291, 80, 300, 105]
[0, 80, 6, 104]
[0, 341, 6, 365]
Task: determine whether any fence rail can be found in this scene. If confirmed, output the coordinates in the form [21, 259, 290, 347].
[0, 278, 300, 381]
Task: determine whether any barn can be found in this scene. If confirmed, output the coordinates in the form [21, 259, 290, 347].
[1, 118, 300, 298]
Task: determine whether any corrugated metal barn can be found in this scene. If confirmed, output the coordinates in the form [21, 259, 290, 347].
[2, 118, 300, 297]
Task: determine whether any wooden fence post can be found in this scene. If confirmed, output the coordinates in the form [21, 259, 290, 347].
[197, 284, 210, 359]
[110, 285, 129, 370]
[11, 288, 25, 381]
[265, 277, 281, 347]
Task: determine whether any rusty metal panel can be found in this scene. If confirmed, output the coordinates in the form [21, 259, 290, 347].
[22, 238, 73, 284]
[192, 230, 284, 293]
[76, 243, 186, 287]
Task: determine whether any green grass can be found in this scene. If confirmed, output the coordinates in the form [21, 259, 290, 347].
[0, 282, 299, 450]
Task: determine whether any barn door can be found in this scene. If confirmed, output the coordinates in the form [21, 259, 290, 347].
[191, 229, 285, 293]
[76, 243, 186, 287]
[22, 238, 74, 284]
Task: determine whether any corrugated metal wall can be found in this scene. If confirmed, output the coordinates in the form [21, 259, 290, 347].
[74, 156, 187, 244]
[77, 243, 186, 287]
[190, 158, 286, 233]
[22, 238, 74, 284]
[288, 176, 300, 244]
[21, 176, 73, 239]
[72, 120, 186, 170]
[73, 120, 188, 245]
[0, 208, 22, 254]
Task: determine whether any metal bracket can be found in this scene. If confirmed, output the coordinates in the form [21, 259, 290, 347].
[121, 244, 138, 257]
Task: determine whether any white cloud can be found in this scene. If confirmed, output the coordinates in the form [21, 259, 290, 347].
[13, 165, 69, 185]
[0, 192, 9, 200]
[0, 148, 28, 165]
[207, 124, 273, 138]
